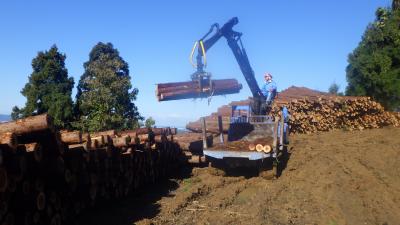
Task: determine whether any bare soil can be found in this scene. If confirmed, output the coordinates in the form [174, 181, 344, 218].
[77, 127, 400, 225]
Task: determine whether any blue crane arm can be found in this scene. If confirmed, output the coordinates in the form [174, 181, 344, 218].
[194, 17, 266, 114]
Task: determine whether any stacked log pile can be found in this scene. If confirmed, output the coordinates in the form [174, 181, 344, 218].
[156, 79, 242, 101]
[186, 86, 400, 134]
[272, 86, 400, 133]
[0, 114, 184, 225]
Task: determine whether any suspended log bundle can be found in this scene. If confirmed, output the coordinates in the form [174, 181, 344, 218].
[0, 115, 184, 225]
[186, 86, 400, 134]
[156, 79, 242, 101]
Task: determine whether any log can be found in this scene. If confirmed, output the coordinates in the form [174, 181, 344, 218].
[82, 133, 91, 142]
[151, 127, 177, 135]
[68, 142, 90, 151]
[60, 131, 82, 145]
[112, 136, 131, 148]
[263, 145, 271, 153]
[0, 114, 53, 135]
[255, 144, 264, 152]
[248, 143, 255, 151]
[91, 130, 116, 138]
[0, 132, 17, 150]
[89, 139, 97, 149]
[118, 130, 137, 138]
[37, 192, 46, 211]
[154, 135, 168, 143]
[119, 128, 177, 139]
[134, 128, 154, 135]
[91, 136, 104, 148]
[25, 143, 43, 162]
[156, 79, 242, 101]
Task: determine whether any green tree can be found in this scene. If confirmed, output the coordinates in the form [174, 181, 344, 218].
[11, 106, 23, 120]
[346, 3, 400, 110]
[75, 42, 142, 132]
[13, 45, 74, 128]
[393, 0, 400, 10]
[328, 82, 340, 95]
[145, 117, 156, 128]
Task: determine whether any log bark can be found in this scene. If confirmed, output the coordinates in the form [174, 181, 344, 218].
[112, 136, 131, 148]
[91, 136, 104, 148]
[156, 79, 242, 101]
[68, 142, 90, 151]
[91, 130, 116, 138]
[0, 114, 53, 135]
[60, 131, 82, 145]
[0, 132, 17, 150]
[118, 130, 137, 138]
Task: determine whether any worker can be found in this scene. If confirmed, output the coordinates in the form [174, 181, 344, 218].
[261, 72, 277, 104]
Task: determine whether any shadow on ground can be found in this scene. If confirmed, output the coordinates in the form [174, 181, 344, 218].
[74, 166, 192, 225]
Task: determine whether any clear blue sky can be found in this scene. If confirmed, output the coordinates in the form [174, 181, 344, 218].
[0, 0, 392, 127]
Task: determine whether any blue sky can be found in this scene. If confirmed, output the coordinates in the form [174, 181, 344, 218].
[0, 0, 392, 127]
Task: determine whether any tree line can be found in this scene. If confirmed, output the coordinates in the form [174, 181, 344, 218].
[345, 0, 400, 111]
[11, 42, 146, 132]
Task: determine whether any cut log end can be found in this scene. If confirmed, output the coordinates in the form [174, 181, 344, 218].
[37, 192, 46, 211]
[263, 145, 272, 153]
[255, 144, 264, 152]
[248, 143, 256, 151]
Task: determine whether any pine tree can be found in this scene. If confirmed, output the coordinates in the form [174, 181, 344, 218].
[346, 3, 400, 110]
[14, 45, 74, 128]
[75, 42, 142, 131]
[328, 82, 340, 95]
[393, 0, 400, 11]
[145, 117, 156, 128]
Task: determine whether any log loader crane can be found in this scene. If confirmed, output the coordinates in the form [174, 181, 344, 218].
[189, 17, 289, 178]
[189, 17, 267, 115]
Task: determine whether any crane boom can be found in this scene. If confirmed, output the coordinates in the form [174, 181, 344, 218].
[193, 17, 266, 114]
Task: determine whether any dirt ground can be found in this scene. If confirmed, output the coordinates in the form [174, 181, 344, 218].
[77, 126, 400, 225]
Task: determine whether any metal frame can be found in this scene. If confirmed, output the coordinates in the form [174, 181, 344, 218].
[203, 150, 276, 161]
[203, 106, 289, 162]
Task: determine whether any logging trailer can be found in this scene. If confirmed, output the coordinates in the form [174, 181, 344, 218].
[188, 17, 289, 178]
[201, 106, 289, 178]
